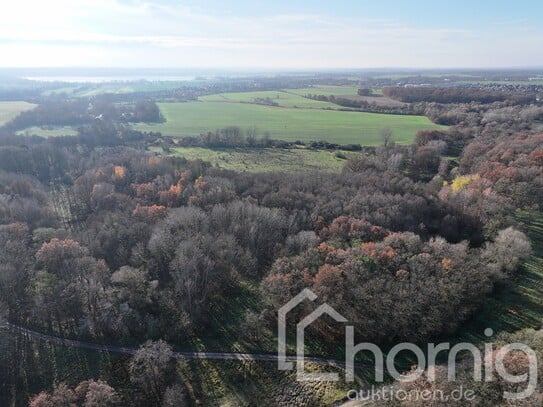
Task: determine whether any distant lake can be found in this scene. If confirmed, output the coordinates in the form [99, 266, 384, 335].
[24, 75, 198, 83]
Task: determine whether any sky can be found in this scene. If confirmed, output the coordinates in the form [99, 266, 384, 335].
[0, 0, 542, 69]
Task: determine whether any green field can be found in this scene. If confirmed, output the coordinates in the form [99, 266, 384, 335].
[42, 86, 81, 96]
[168, 146, 351, 172]
[0, 101, 36, 126]
[200, 90, 341, 109]
[137, 101, 446, 145]
[16, 126, 78, 138]
[287, 85, 361, 97]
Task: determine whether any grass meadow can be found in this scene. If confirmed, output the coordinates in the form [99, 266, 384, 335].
[199, 90, 341, 109]
[0, 101, 36, 126]
[137, 101, 447, 145]
[16, 126, 79, 138]
[168, 146, 351, 173]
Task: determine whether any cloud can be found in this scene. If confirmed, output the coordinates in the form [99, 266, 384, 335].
[0, 0, 541, 68]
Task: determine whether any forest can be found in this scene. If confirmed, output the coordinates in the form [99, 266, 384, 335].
[0, 72, 542, 406]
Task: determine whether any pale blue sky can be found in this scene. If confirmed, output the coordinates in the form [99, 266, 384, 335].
[0, 0, 541, 68]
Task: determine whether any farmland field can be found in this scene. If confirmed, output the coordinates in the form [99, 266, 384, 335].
[136, 101, 447, 145]
[168, 146, 351, 172]
[0, 101, 36, 126]
[199, 90, 341, 109]
[287, 85, 361, 96]
[16, 126, 79, 138]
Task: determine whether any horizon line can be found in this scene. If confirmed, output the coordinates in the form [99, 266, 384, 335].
[1, 66, 543, 71]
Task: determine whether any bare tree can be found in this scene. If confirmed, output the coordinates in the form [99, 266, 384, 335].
[129, 340, 175, 405]
[162, 384, 188, 407]
[486, 227, 532, 274]
[82, 380, 120, 407]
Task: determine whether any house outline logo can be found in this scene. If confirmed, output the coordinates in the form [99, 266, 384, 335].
[277, 288, 347, 381]
[277, 290, 539, 400]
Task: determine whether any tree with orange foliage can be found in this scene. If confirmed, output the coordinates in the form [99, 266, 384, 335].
[132, 204, 167, 222]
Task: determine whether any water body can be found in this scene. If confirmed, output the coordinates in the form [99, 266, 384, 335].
[24, 75, 198, 83]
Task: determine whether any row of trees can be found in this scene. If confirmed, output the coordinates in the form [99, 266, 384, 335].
[383, 86, 537, 104]
[305, 93, 413, 114]
[2, 99, 161, 132]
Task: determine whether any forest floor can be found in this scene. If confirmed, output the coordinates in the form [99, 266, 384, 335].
[455, 211, 543, 342]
